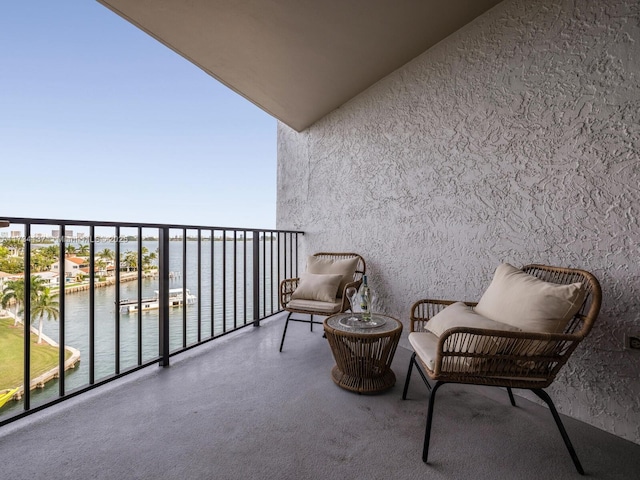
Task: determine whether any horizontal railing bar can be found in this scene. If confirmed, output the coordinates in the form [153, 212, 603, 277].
[1, 216, 303, 234]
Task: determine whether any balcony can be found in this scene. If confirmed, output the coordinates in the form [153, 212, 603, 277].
[1, 218, 639, 479]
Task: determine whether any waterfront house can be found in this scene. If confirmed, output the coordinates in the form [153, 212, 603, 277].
[79, 265, 109, 278]
[50, 257, 88, 282]
[32, 271, 59, 287]
[1, 1, 639, 478]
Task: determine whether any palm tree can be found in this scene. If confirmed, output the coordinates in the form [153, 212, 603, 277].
[98, 248, 114, 262]
[65, 245, 77, 257]
[76, 244, 90, 257]
[29, 276, 47, 300]
[141, 247, 158, 272]
[1, 279, 23, 326]
[30, 287, 59, 344]
[1, 276, 47, 326]
[95, 258, 107, 279]
[122, 251, 138, 272]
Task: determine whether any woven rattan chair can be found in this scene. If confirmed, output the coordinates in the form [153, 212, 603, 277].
[402, 264, 602, 475]
[279, 252, 365, 352]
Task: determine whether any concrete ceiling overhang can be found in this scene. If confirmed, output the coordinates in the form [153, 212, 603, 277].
[97, 0, 503, 132]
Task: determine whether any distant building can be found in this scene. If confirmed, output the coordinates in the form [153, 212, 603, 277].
[33, 271, 59, 286]
[10, 231, 21, 237]
[51, 229, 74, 239]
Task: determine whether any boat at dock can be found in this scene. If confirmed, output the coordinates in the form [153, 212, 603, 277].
[119, 288, 196, 314]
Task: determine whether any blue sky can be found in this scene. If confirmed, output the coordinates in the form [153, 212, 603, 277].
[0, 1, 277, 230]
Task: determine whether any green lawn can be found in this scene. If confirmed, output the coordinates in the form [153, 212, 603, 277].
[0, 317, 70, 391]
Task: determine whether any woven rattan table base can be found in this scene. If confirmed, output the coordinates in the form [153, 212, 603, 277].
[330, 365, 396, 394]
[324, 313, 402, 394]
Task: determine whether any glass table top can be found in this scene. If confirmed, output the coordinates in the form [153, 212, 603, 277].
[327, 313, 400, 334]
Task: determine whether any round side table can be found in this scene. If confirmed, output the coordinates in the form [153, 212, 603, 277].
[323, 313, 403, 394]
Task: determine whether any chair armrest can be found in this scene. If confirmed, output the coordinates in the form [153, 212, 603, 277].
[410, 299, 477, 332]
[431, 327, 582, 384]
[279, 277, 300, 309]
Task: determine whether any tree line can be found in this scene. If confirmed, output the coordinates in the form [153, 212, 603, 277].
[0, 238, 158, 275]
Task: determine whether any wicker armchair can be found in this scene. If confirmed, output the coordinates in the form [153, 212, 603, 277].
[402, 264, 602, 475]
[279, 252, 365, 352]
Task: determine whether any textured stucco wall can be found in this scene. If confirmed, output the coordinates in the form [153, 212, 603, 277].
[276, 0, 640, 444]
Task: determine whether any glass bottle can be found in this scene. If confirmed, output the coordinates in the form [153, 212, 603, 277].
[360, 275, 372, 322]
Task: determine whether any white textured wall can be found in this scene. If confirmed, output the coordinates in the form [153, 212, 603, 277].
[276, 0, 640, 444]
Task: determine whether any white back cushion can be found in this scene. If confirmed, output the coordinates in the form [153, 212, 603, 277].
[290, 272, 343, 302]
[427, 302, 521, 353]
[475, 263, 586, 333]
[307, 255, 359, 297]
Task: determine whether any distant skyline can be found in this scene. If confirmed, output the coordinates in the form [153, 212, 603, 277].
[0, 1, 277, 230]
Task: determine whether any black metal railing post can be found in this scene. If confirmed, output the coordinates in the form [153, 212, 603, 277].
[158, 227, 170, 367]
[23, 223, 31, 411]
[114, 226, 121, 375]
[182, 228, 187, 349]
[252, 230, 260, 327]
[58, 225, 66, 396]
[137, 227, 143, 366]
[89, 225, 95, 385]
[197, 229, 202, 343]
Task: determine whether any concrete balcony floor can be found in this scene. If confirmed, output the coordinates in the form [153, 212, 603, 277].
[1, 313, 638, 480]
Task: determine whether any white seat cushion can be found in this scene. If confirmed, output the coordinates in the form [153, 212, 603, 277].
[475, 263, 586, 333]
[408, 332, 439, 371]
[286, 298, 343, 314]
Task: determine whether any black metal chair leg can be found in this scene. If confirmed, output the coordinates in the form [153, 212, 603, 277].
[402, 352, 416, 400]
[310, 314, 314, 331]
[423, 381, 444, 463]
[507, 387, 516, 406]
[279, 312, 293, 352]
[413, 358, 432, 392]
[532, 389, 585, 475]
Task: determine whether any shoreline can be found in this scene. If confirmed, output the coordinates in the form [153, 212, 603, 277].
[0, 314, 81, 404]
[55, 270, 159, 294]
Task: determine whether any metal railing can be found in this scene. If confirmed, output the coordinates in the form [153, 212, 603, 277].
[0, 217, 302, 425]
